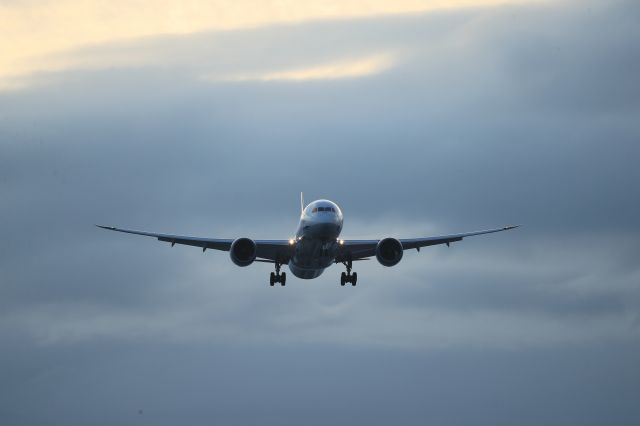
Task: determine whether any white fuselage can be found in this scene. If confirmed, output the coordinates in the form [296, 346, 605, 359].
[289, 199, 344, 279]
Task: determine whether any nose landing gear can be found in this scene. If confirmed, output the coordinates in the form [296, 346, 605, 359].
[270, 262, 286, 286]
[340, 260, 357, 286]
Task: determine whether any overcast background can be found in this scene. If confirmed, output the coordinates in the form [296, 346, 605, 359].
[1, 0, 640, 425]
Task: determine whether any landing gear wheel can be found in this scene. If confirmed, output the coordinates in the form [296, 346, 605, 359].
[340, 261, 358, 286]
[270, 263, 286, 286]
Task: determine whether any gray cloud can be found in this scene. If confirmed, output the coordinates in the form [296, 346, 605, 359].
[1, 0, 640, 424]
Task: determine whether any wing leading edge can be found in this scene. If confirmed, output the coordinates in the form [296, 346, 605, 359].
[340, 225, 519, 260]
[95, 225, 291, 262]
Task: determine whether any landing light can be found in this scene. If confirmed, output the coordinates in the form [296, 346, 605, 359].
[288, 239, 295, 245]
[339, 239, 344, 245]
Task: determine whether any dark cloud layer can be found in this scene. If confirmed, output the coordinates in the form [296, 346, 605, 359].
[2, 338, 639, 426]
[1, 1, 639, 425]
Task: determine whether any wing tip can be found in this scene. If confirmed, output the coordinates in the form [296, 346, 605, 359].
[503, 225, 521, 231]
[95, 224, 116, 230]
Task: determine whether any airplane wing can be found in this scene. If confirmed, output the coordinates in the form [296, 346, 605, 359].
[95, 225, 291, 262]
[339, 225, 519, 261]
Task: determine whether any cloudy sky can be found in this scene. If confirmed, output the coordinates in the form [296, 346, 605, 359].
[1, 0, 639, 424]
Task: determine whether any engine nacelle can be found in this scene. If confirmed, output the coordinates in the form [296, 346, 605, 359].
[376, 238, 403, 267]
[230, 238, 257, 267]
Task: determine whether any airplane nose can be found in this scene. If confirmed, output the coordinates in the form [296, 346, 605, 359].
[314, 212, 333, 222]
[308, 213, 341, 237]
[319, 214, 340, 225]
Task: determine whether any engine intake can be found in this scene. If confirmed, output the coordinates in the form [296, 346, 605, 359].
[376, 238, 403, 267]
[230, 238, 257, 267]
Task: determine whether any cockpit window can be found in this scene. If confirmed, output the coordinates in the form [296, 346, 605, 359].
[311, 205, 336, 213]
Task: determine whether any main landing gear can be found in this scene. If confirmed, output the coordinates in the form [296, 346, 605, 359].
[270, 262, 286, 286]
[340, 260, 357, 286]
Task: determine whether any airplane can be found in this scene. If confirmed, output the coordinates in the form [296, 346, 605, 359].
[97, 194, 518, 286]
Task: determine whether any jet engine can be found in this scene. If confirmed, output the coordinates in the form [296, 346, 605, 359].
[375, 238, 403, 267]
[230, 238, 257, 266]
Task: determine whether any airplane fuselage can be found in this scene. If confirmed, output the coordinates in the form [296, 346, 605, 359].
[289, 199, 344, 279]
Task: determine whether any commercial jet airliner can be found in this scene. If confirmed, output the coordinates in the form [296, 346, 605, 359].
[97, 194, 518, 286]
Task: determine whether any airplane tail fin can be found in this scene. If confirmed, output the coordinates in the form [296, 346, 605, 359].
[300, 192, 305, 214]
